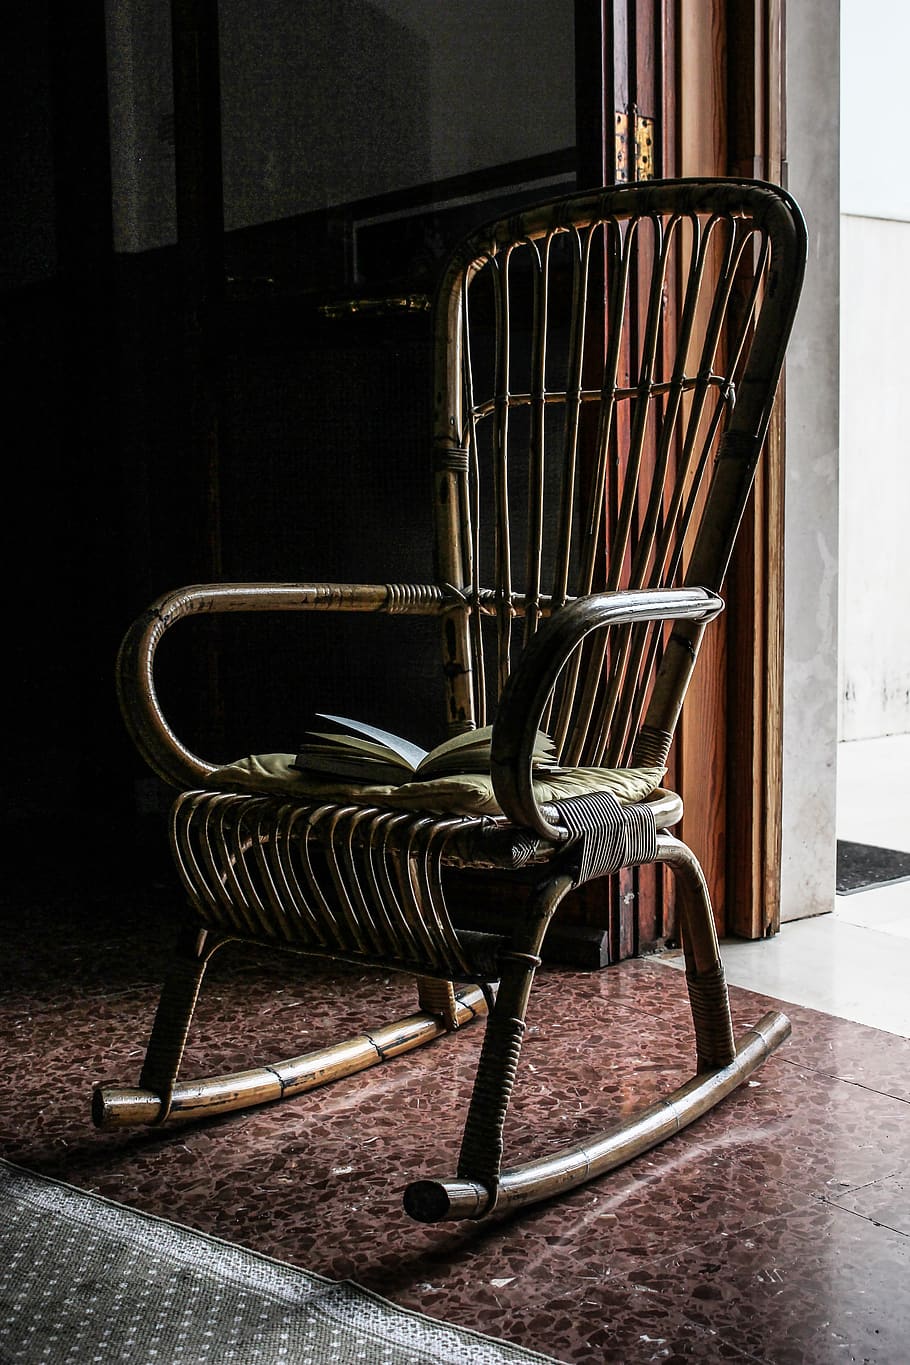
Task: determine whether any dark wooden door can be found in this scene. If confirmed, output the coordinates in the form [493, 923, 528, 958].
[675, 0, 788, 943]
[164, 0, 786, 960]
[167, 0, 580, 757]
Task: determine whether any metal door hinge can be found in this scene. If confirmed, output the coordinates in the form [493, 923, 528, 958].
[614, 111, 656, 183]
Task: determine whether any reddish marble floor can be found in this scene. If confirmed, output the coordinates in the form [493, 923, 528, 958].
[2, 852, 910, 1364]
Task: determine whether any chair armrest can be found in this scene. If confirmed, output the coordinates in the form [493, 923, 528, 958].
[117, 580, 450, 790]
[490, 586, 724, 839]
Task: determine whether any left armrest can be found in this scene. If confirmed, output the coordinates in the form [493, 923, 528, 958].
[116, 579, 451, 790]
[490, 586, 724, 839]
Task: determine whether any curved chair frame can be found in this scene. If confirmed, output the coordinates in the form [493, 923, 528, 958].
[95, 179, 807, 1223]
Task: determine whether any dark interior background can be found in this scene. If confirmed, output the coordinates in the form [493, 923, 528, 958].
[3, 2, 576, 871]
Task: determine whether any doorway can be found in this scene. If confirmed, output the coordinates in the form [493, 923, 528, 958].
[834, 0, 910, 927]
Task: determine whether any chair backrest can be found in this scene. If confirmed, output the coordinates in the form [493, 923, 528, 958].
[431, 178, 806, 768]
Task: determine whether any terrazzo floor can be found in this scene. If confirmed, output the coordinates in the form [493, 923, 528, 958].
[2, 830, 909, 1365]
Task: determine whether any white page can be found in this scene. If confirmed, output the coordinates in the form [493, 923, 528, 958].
[315, 713, 428, 770]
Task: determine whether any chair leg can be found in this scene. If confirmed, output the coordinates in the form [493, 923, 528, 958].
[92, 926, 488, 1131]
[404, 874, 575, 1222]
[91, 922, 223, 1128]
[403, 836, 791, 1223]
[139, 925, 224, 1113]
[656, 834, 737, 1072]
[416, 976, 463, 1030]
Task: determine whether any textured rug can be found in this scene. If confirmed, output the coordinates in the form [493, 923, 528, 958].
[0, 1160, 557, 1364]
[836, 839, 910, 895]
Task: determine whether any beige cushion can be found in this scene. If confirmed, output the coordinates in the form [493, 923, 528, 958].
[209, 753, 666, 819]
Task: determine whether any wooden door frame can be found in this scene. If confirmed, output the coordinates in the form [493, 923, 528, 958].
[723, 0, 786, 939]
[574, 0, 787, 941]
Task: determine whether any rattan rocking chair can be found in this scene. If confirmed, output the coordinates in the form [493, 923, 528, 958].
[94, 178, 806, 1223]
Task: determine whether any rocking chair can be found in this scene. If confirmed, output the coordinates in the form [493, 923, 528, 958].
[94, 178, 807, 1223]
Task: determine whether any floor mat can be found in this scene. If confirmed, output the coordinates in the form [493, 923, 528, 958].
[836, 839, 910, 895]
[0, 1159, 559, 1365]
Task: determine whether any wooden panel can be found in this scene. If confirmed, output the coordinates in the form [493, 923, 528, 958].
[570, 0, 682, 958]
[633, 0, 658, 122]
[665, 0, 787, 941]
[659, 0, 678, 177]
[675, 0, 728, 931]
[724, 0, 786, 938]
[679, 0, 727, 176]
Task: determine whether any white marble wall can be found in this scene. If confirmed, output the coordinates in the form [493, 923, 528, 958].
[839, 214, 910, 739]
[779, 2, 840, 920]
[838, 0, 910, 740]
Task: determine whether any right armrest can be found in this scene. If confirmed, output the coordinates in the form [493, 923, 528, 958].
[490, 586, 724, 840]
[116, 580, 451, 790]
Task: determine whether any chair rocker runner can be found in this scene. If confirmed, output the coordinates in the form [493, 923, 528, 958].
[94, 179, 807, 1223]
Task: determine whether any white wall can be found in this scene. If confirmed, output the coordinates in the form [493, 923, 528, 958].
[779, 2, 840, 920]
[838, 0, 910, 739]
[841, 0, 910, 221]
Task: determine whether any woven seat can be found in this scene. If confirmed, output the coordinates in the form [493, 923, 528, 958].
[95, 179, 807, 1223]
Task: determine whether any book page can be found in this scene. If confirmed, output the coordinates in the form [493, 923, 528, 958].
[416, 725, 495, 771]
[416, 725, 558, 779]
[314, 714, 428, 771]
[304, 733, 416, 771]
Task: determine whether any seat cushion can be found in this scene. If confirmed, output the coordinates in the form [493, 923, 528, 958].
[208, 753, 666, 819]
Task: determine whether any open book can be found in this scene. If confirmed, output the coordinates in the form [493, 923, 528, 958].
[291, 713, 558, 786]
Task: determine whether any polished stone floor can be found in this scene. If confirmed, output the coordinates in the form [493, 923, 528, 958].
[2, 832, 909, 1365]
[660, 734, 910, 1038]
